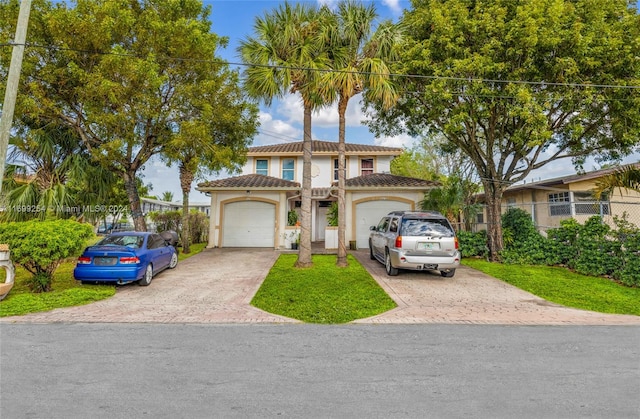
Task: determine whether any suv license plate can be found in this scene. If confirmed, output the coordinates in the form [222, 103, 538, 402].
[417, 242, 440, 250]
[422, 264, 438, 270]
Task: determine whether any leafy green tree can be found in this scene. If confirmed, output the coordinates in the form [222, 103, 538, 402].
[239, 2, 333, 267]
[162, 71, 258, 253]
[318, 1, 401, 267]
[365, 0, 640, 261]
[2, 0, 247, 232]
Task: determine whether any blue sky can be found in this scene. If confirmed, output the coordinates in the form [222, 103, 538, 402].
[142, 0, 639, 202]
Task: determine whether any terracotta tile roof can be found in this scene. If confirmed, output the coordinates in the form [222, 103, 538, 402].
[339, 173, 440, 189]
[197, 174, 300, 190]
[247, 140, 403, 156]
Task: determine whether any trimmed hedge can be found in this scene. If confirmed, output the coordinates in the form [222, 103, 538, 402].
[0, 219, 94, 292]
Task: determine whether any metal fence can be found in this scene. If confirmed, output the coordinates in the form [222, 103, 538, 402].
[463, 200, 640, 234]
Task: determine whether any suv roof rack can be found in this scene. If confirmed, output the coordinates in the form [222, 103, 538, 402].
[387, 210, 445, 218]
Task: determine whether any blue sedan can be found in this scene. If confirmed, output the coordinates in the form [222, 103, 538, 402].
[74, 232, 178, 286]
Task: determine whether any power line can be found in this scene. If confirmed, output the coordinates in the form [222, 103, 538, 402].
[3, 41, 640, 91]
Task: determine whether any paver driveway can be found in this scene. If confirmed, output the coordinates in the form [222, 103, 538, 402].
[1, 248, 639, 325]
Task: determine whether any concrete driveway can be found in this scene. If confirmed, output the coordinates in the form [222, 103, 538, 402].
[1, 248, 639, 325]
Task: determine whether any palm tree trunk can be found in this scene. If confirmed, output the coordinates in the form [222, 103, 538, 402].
[296, 103, 313, 267]
[179, 163, 193, 254]
[336, 97, 348, 267]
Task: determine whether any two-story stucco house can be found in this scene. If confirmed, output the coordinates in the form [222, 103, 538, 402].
[196, 140, 438, 249]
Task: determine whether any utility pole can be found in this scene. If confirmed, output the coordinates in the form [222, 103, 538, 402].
[0, 0, 32, 197]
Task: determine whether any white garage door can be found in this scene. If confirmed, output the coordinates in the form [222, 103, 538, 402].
[223, 201, 275, 247]
[355, 200, 411, 249]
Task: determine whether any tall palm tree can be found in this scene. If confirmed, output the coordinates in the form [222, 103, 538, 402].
[318, 1, 402, 267]
[593, 164, 640, 199]
[239, 2, 333, 267]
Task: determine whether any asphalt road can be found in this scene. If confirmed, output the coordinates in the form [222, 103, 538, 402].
[1, 323, 639, 418]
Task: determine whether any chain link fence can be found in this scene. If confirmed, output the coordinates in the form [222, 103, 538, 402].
[463, 200, 640, 234]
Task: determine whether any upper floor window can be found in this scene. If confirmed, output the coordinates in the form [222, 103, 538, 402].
[282, 158, 295, 181]
[361, 158, 374, 176]
[256, 159, 268, 176]
[333, 158, 339, 181]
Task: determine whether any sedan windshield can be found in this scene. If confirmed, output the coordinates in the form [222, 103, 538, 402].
[97, 235, 144, 248]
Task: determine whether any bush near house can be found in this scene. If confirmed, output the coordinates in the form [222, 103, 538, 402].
[461, 208, 640, 287]
[148, 210, 209, 244]
[0, 219, 94, 292]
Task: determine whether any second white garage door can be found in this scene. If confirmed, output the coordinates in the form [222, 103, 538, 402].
[355, 200, 412, 249]
[223, 201, 275, 247]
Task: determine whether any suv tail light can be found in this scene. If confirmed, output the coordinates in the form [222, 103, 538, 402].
[77, 256, 91, 264]
[395, 236, 402, 248]
[119, 256, 140, 264]
[454, 236, 459, 249]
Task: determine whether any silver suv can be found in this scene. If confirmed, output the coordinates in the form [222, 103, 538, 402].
[369, 211, 460, 277]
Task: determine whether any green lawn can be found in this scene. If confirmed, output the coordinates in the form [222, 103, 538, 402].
[463, 259, 640, 316]
[251, 254, 397, 324]
[0, 242, 207, 317]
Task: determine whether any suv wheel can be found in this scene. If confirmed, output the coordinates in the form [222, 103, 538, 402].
[385, 251, 399, 276]
[440, 269, 455, 278]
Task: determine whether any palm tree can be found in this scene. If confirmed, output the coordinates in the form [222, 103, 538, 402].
[239, 2, 333, 267]
[318, 1, 402, 267]
[2, 123, 112, 222]
[593, 164, 640, 199]
[161, 191, 174, 202]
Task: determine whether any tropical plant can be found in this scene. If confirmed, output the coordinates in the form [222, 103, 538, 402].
[161, 192, 174, 202]
[593, 164, 640, 199]
[239, 1, 334, 267]
[318, 0, 402, 267]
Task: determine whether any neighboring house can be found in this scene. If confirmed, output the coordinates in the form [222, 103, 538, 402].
[141, 197, 211, 216]
[478, 163, 640, 232]
[196, 140, 438, 249]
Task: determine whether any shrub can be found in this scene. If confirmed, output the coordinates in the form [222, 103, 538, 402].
[458, 230, 488, 258]
[500, 208, 554, 265]
[0, 219, 94, 292]
[574, 216, 622, 277]
[546, 218, 581, 268]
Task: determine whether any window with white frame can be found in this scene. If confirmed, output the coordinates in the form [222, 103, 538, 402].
[282, 158, 295, 181]
[256, 159, 268, 176]
[333, 158, 339, 181]
[548, 192, 570, 216]
[360, 158, 374, 176]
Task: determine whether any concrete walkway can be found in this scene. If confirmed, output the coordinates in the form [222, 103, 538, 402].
[1, 248, 639, 325]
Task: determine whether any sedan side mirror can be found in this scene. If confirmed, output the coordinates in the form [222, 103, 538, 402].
[369, 226, 377, 231]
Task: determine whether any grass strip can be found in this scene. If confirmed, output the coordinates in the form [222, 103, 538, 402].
[251, 254, 397, 323]
[463, 259, 640, 316]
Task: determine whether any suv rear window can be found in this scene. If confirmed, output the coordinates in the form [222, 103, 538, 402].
[400, 218, 454, 237]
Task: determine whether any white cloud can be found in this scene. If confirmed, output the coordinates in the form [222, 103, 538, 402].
[253, 110, 302, 145]
[373, 132, 416, 149]
[381, 0, 403, 15]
